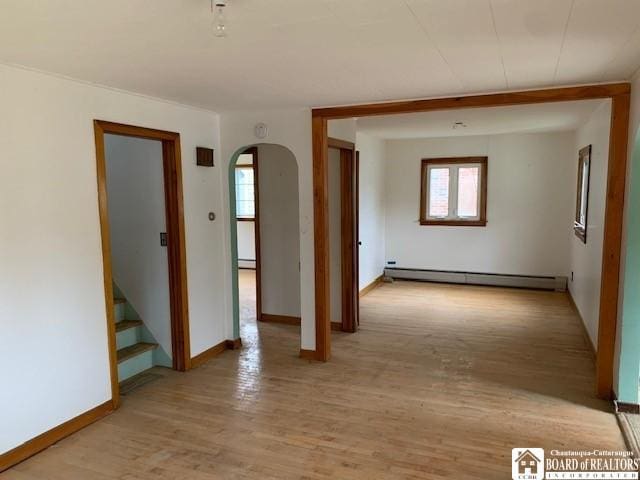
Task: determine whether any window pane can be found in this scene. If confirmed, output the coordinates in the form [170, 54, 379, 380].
[579, 164, 588, 225]
[235, 168, 255, 218]
[428, 168, 449, 217]
[457, 167, 479, 217]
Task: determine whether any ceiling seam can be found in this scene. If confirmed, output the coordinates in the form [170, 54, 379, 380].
[488, 0, 509, 89]
[552, 0, 575, 83]
[402, 0, 464, 90]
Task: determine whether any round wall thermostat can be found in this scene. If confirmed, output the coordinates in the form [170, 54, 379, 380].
[208, 212, 216, 221]
[254, 122, 268, 139]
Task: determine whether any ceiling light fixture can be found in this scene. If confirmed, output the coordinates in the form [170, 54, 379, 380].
[212, 0, 228, 37]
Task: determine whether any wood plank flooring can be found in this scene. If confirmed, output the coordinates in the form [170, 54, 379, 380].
[3, 270, 625, 479]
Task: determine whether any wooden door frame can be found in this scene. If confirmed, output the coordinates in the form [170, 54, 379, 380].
[328, 137, 358, 333]
[312, 83, 631, 400]
[235, 147, 262, 320]
[94, 120, 191, 409]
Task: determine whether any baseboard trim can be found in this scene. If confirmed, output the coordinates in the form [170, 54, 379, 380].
[616, 410, 640, 460]
[359, 275, 383, 297]
[299, 349, 318, 360]
[191, 337, 242, 369]
[0, 400, 113, 472]
[260, 313, 301, 326]
[331, 321, 343, 331]
[225, 338, 242, 350]
[615, 400, 640, 414]
[567, 289, 597, 358]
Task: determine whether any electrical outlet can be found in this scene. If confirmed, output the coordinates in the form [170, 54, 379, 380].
[387, 260, 396, 265]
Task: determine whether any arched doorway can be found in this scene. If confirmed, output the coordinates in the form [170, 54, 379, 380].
[228, 144, 301, 352]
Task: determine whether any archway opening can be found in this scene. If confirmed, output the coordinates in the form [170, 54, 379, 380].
[228, 144, 301, 354]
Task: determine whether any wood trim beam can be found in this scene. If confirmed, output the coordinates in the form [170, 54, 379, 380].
[93, 121, 121, 408]
[162, 138, 191, 371]
[91, 120, 179, 141]
[312, 83, 631, 119]
[596, 92, 631, 399]
[260, 313, 302, 325]
[312, 116, 330, 361]
[328, 137, 356, 150]
[0, 401, 113, 472]
[340, 147, 357, 333]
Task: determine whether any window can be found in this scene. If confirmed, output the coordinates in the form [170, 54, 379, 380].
[574, 145, 591, 243]
[419, 157, 487, 226]
[235, 152, 256, 220]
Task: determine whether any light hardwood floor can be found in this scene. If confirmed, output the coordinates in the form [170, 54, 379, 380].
[4, 270, 625, 479]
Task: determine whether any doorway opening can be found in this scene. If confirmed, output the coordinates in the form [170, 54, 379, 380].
[328, 137, 359, 333]
[229, 144, 301, 352]
[314, 84, 631, 402]
[94, 120, 190, 408]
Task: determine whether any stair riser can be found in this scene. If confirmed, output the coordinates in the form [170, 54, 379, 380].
[116, 327, 140, 350]
[114, 303, 125, 322]
[118, 350, 154, 382]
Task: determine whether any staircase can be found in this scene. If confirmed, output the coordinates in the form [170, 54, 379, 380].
[113, 285, 168, 383]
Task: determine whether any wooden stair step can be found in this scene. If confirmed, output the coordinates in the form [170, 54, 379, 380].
[115, 319, 143, 333]
[117, 342, 158, 363]
[114, 297, 126, 305]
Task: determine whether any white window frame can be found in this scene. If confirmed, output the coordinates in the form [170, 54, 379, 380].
[235, 164, 256, 220]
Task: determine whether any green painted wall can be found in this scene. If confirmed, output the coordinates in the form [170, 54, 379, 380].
[616, 131, 640, 403]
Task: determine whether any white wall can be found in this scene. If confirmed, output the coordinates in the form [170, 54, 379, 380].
[0, 64, 223, 454]
[258, 144, 301, 318]
[328, 148, 342, 323]
[384, 132, 576, 277]
[105, 135, 171, 358]
[355, 132, 386, 289]
[219, 109, 315, 349]
[568, 101, 612, 349]
[328, 118, 356, 143]
[237, 221, 256, 263]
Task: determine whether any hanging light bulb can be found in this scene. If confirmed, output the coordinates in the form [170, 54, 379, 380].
[213, 0, 228, 37]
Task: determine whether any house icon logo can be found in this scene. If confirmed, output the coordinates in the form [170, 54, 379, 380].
[512, 448, 544, 480]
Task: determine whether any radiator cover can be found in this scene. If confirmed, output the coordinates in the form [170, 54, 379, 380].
[384, 267, 567, 292]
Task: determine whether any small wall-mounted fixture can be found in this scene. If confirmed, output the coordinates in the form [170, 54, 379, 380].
[196, 147, 214, 167]
[212, 0, 228, 37]
[254, 122, 268, 139]
[208, 212, 216, 221]
[453, 121, 467, 130]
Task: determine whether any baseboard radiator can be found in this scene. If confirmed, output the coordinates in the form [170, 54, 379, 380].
[384, 267, 567, 292]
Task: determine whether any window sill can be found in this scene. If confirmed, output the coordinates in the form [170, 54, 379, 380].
[420, 219, 487, 227]
[237, 217, 255, 222]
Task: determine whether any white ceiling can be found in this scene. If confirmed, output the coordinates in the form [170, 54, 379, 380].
[356, 99, 607, 139]
[1, 1, 639, 111]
